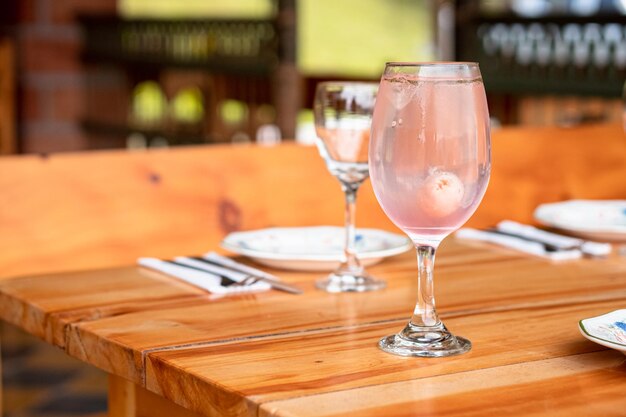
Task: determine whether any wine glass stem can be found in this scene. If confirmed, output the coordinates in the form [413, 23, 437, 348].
[341, 183, 362, 272]
[411, 245, 440, 327]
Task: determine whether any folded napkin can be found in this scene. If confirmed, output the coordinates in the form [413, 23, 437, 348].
[138, 257, 271, 294]
[496, 220, 612, 257]
[455, 228, 582, 261]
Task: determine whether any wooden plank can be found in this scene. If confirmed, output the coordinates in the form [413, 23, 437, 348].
[144, 299, 625, 417]
[1, 240, 623, 384]
[135, 381, 206, 417]
[0, 267, 206, 347]
[0, 249, 624, 416]
[0, 241, 502, 379]
[67, 246, 626, 382]
[259, 350, 626, 417]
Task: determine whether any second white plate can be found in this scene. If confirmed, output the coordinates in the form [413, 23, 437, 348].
[534, 200, 626, 241]
[221, 226, 412, 271]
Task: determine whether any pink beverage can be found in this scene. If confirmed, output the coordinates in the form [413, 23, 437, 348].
[369, 68, 491, 243]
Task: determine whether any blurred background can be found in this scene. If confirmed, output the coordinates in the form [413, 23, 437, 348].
[1, 1, 626, 416]
[0, 0, 624, 156]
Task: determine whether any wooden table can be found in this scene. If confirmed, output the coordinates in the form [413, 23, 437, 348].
[1, 238, 625, 416]
[1, 123, 625, 415]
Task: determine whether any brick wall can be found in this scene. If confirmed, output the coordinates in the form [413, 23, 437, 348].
[16, 0, 125, 154]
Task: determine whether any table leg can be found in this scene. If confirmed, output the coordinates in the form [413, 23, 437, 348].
[109, 375, 202, 417]
[0, 323, 3, 417]
[109, 374, 136, 417]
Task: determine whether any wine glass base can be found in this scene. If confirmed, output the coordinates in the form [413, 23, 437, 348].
[315, 272, 386, 293]
[378, 330, 471, 358]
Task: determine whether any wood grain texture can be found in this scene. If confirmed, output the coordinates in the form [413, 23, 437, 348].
[259, 350, 626, 417]
[62, 240, 625, 384]
[0, 267, 205, 347]
[1, 243, 625, 416]
[109, 374, 203, 417]
[144, 299, 626, 417]
[1, 239, 625, 387]
[0, 143, 393, 280]
[1, 124, 625, 281]
[134, 380, 205, 417]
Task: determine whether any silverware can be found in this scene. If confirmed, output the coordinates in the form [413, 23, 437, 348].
[486, 229, 563, 252]
[203, 252, 283, 282]
[455, 228, 582, 261]
[495, 221, 612, 258]
[190, 256, 304, 295]
[165, 260, 253, 287]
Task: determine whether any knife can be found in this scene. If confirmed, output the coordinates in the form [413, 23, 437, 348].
[203, 252, 283, 282]
[139, 257, 268, 295]
[189, 256, 304, 295]
[165, 260, 240, 287]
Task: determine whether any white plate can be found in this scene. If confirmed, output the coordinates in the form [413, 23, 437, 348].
[579, 309, 626, 355]
[534, 200, 626, 242]
[221, 226, 412, 271]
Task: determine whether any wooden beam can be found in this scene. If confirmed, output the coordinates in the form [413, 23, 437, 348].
[0, 324, 3, 417]
[0, 38, 15, 155]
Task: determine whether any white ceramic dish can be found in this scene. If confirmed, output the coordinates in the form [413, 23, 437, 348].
[534, 200, 626, 241]
[221, 226, 412, 271]
[579, 309, 626, 355]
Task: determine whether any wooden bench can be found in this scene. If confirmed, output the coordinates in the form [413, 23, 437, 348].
[0, 144, 390, 279]
[1, 123, 625, 280]
[478, 123, 626, 228]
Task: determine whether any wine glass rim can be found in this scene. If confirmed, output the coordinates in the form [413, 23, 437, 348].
[385, 61, 479, 67]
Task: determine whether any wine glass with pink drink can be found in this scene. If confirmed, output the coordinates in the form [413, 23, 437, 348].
[369, 62, 491, 357]
[313, 82, 386, 293]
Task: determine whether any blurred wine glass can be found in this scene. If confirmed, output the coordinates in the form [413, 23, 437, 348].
[313, 82, 385, 293]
